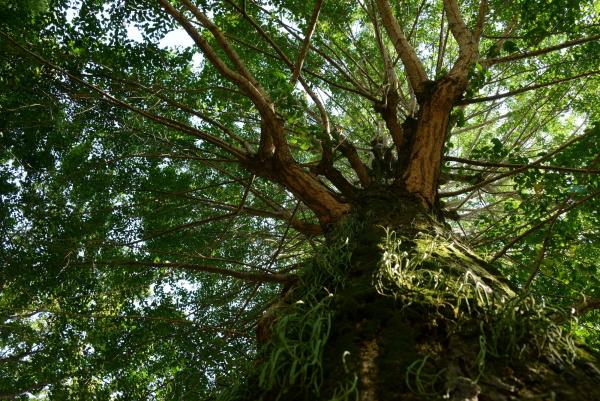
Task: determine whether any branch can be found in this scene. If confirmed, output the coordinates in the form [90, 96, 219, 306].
[157, 2, 246, 90]
[441, 127, 596, 197]
[266, 201, 300, 269]
[435, 7, 448, 77]
[0, 31, 249, 161]
[443, 0, 475, 50]
[573, 298, 600, 316]
[102, 260, 296, 284]
[221, 3, 333, 133]
[490, 190, 600, 263]
[370, 0, 405, 156]
[484, 16, 519, 59]
[459, 69, 600, 105]
[375, 0, 428, 95]
[313, 156, 359, 198]
[181, 0, 260, 89]
[329, 24, 382, 91]
[203, 175, 255, 246]
[473, 0, 487, 42]
[445, 156, 600, 174]
[226, 0, 372, 192]
[249, 0, 377, 100]
[442, 0, 478, 79]
[159, 3, 348, 221]
[118, 213, 236, 247]
[158, 0, 274, 119]
[189, 160, 326, 235]
[290, 0, 324, 85]
[407, 0, 428, 41]
[481, 34, 600, 67]
[338, 134, 372, 187]
[523, 212, 559, 289]
[149, 90, 253, 152]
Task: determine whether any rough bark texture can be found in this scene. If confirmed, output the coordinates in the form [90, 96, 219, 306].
[221, 190, 600, 401]
[400, 78, 465, 208]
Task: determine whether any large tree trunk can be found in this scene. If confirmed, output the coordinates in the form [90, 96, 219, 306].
[222, 189, 600, 401]
[216, 68, 600, 399]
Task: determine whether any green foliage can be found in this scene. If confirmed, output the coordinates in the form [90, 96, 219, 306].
[1, 0, 599, 399]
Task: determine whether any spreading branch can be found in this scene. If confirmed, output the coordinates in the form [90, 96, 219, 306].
[375, 0, 428, 95]
[158, 0, 271, 116]
[442, 0, 479, 80]
[445, 156, 600, 175]
[441, 127, 595, 197]
[0, 31, 249, 161]
[290, 0, 324, 85]
[459, 69, 600, 105]
[102, 260, 296, 284]
[490, 189, 600, 263]
[482, 34, 600, 67]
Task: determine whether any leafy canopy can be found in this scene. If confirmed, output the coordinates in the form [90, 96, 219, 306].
[1, 0, 600, 398]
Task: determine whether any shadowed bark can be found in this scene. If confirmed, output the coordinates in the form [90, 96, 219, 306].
[235, 191, 600, 401]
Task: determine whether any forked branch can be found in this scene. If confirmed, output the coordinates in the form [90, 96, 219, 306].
[375, 0, 428, 96]
[442, 0, 478, 80]
[290, 0, 324, 85]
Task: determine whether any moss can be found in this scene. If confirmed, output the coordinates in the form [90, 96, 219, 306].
[219, 201, 600, 401]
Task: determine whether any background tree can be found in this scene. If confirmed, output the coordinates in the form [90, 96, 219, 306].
[1, 0, 600, 399]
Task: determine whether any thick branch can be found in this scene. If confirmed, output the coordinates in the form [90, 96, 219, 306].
[435, 8, 448, 77]
[443, 0, 475, 51]
[160, 1, 285, 163]
[401, 79, 458, 207]
[375, 0, 428, 95]
[442, 0, 478, 80]
[159, 2, 257, 100]
[225, 0, 374, 194]
[371, 2, 406, 158]
[224, 0, 333, 137]
[181, 0, 261, 90]
[290, 0, 323, 84]
[338, 136, 372, 187]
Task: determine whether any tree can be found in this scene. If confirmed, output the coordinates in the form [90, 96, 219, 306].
[2, 0, 600, 399]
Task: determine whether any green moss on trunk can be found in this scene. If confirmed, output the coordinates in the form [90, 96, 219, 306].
[218, 195, 600, 401]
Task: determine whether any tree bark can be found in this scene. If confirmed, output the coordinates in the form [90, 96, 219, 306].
[228, 191, 600, 401]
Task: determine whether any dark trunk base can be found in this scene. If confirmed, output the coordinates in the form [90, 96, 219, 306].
[218, 194, 600, 401]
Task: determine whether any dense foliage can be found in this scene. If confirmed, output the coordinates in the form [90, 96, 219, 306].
[1, 0, 599, 399]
